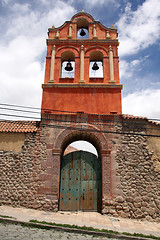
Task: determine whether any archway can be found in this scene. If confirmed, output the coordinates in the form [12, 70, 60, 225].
[89, 51, 103, 78]
[59, 131, 102, 212]
[61, 51, 75, 78]
[76, 18, 89, 39]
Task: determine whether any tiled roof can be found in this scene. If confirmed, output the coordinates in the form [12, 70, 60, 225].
[0, 115, 159, 133]
[0, 121, 38, 132]
[122, 114, 148, 120]
[122, 114, 160, 125]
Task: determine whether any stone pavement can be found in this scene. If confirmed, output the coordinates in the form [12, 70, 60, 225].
[0, 222, 118, 240]
[0, 205, 159, 238]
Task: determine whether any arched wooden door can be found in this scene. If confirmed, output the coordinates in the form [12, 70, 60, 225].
[59, 151, 101, 211]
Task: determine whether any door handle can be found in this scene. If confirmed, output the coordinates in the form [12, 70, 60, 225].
[82, 193, 84, 200]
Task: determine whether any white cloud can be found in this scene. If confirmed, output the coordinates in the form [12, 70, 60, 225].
[84, 0, 117, 5]
[38, 0, 50, 4]
[119, 56, 148, 79]
[0, 36, 44, 111]
[122, 88, 160, 119]
[117, 0, 160, 56]
[1, 0, 10, 5]
[4, 1, 75, 41]
[74, 0, 119, 8]
[120, 59, 140, 79]
[0, 1, 75, 117]
[11, 2, 31, 13]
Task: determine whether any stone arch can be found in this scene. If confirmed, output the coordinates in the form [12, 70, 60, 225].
[54, 123, 109, 155]
[56, 46, 79, 56]
[85, 46, 108, 56]
[51, 122, 112, 209]
[71, 12, 95, 22]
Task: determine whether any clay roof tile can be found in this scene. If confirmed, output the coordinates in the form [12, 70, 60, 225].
[0, 121, 38, 133]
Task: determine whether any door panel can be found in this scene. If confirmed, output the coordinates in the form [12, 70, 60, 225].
[59, 150, 101, 211]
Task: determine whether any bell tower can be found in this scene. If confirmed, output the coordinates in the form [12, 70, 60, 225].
[41, 11, 122, 115]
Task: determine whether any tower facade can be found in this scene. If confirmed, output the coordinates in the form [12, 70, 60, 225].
[41, 11, 122, 115]
[40, 12, 124, 213]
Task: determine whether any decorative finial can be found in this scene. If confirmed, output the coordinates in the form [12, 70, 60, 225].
[82, 8, 84, 12]
[52, 25, 55, 29]
[111, 24, 117, 30]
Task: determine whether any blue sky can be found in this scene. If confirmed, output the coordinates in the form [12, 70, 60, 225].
[0, 0, 160, 119]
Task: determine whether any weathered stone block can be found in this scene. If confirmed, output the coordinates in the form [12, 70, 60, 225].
[147, 208, 156, 216]
[115, 196, 124, 203]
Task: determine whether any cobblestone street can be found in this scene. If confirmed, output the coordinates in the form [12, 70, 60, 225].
[0, 206, 160, 239]
[0, 222, 118, 240]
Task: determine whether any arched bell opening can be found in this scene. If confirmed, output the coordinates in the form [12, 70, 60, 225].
[59, 131, 102, 212]
[77, 18, 89, 39]
[61, 51, 75, 78]
[89, 51, 103, 78]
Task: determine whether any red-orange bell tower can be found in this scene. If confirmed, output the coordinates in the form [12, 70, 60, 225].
[41, 11, 122, 115]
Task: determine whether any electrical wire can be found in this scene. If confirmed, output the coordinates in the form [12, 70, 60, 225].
[0, 112, 152, 131]
[0, 113, 40, 120]
[39, 121, 160, 138]
[0, 103, 160, 138]
[0, 102, 160, 122]
[0, 106, 160, 132]
[0, 106, 40, 114]
[0, 105, 160, 130]
[1, 115, 160, 138]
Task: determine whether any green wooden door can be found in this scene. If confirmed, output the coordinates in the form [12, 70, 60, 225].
[59, 150, 101, 211]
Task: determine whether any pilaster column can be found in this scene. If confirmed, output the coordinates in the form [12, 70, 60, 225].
[52, 148, 61, 197]
[55, 31, 60, 39]
[68, 24, 72, 38]
[93, 24, 97, 39]
[49, 45, 56, 83]
[109, 45, 116, 83]
[106, 31, 111, 39]
[101, 150, 112, 199]
[79, 45, 85, 83]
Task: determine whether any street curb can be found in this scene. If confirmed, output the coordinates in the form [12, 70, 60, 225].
[0, 217, 158, 240]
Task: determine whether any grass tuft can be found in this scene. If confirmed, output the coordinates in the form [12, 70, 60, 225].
[0, 215, 15, 219]
[29, 219, 160, 239]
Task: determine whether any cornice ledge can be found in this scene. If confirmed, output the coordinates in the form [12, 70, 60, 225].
[46, 39, 118, 44]
[42, 83, 123, 89]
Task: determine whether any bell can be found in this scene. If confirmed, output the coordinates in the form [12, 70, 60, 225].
[65, 60, 73, 71]
[80, 29, 86, 36]
[92, 62, 99, 71]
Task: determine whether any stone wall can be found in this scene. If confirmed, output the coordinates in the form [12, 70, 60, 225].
[147, 125, 160, 172]
[0, 127, 57, 211]
[0, 117, 159, 222]
[102, 118, 160, 222]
